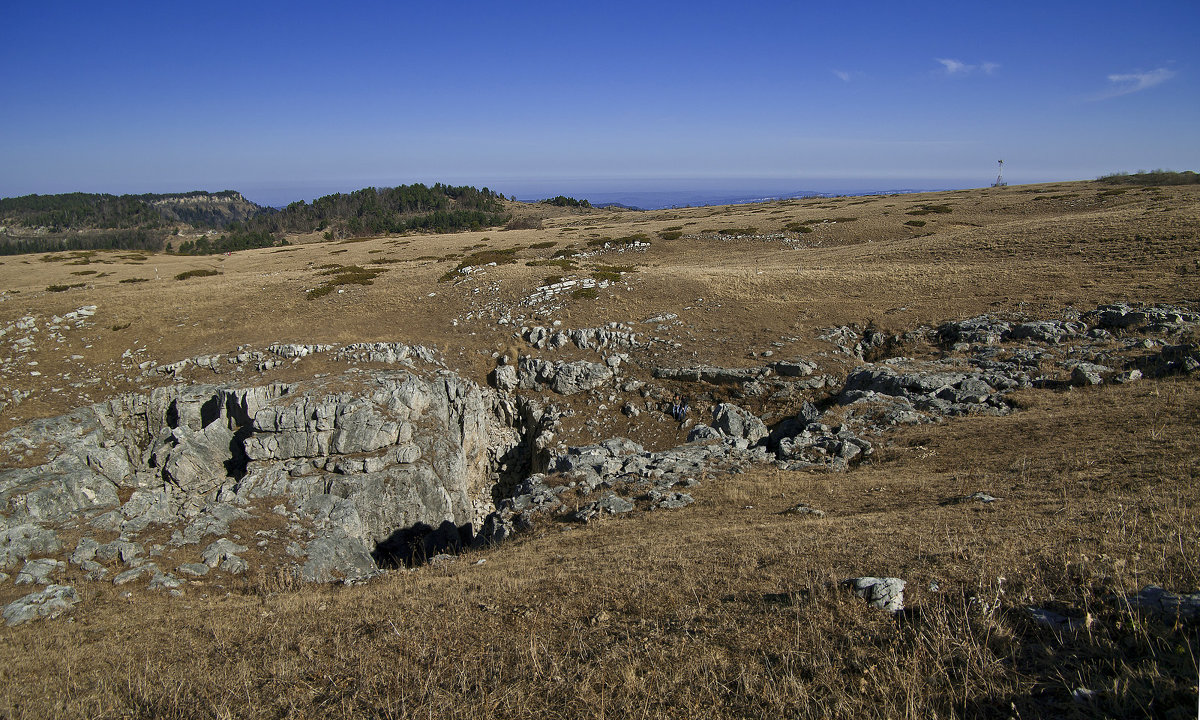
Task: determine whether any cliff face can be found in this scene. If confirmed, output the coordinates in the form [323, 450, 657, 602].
[0, 369, 526, 581]
[148, 192, 268, 227]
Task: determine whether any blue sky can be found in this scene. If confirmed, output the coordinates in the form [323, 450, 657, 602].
[2, 0, 1197, 206]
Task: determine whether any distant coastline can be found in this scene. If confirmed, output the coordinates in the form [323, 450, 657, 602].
[517, 185, 957, 211]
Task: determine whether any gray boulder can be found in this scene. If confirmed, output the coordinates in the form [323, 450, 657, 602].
[177, 562, 210, 577]
[1009, 320, 1084, 344]
[784, 503, 826, 518]
[1127, 585, 1200, 621]
[687, 425, 722, 442]
[149, 572, 184, 591]
[771, 360, 817, 377]
[937, 316, 1009, 346]
[550, 361, 614, 395]
[95, 540, 143, 565]
[516, 357, 613, 395]
[489, 365, 518, 392]
[70, 537, 100, 565]
[1089, 304, 1148, 329]
[112, 564, 158, 586]
[14, 558, 65, 585]
[844, 577, 906, 613]
[301, 532, 378, 583]
[0, 524, 61, 570]
[3, 585, 80, 626]
[648, 491, 693, 510]
[1070, 363, 1108, 386]
[712, 404, 768, 444]
[201, 538, 249, 568]
[573, 493, 634, 522]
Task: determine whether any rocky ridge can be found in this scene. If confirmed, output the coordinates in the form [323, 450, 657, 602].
[2, 302, 1198, 625]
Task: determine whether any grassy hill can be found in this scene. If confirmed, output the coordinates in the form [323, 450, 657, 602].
[0, 178, 1196, 718]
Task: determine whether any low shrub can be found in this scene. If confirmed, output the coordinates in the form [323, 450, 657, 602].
[1097, 169, 1199, 186]
[174, 269, 221, 281]
[505, 216, 544, 230]
[906, 204, 952, 216]
[591, 266, 630, 282]
[307, 265, 387, 299]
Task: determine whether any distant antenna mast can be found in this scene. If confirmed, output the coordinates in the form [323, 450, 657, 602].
[992, 159, 1007, 187]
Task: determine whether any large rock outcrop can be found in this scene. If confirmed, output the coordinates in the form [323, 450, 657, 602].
[0, 370, 525, 581]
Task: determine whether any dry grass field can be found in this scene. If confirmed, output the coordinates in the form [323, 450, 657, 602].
[0, 180, 1197, 718]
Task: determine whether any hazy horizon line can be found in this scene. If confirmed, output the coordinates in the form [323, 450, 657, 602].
[1, 173, 1094, 210]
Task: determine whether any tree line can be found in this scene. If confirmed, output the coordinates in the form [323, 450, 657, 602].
[0, 183, 512, 254]
[246, 183, 508, 238]
[1097, 170, 1199, 186]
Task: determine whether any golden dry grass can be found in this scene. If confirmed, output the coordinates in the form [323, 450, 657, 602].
[0, 381, 1196, 719]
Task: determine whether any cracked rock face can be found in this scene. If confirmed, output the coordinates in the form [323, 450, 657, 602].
[3, 584, 80, 626]
[845, 577, 906, 613]
[0, 369, 519, 581]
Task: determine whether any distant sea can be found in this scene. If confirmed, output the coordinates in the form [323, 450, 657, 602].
[504, 177, 984, 211]
[245, 177, 993, 210]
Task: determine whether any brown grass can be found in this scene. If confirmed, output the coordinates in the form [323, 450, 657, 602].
[0, 381, 1196, 718]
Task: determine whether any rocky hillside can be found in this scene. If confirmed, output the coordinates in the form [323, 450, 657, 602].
[144, 191, 267, 227]
[0, 179, 1196, 717]
[1, 300, 1195, 592]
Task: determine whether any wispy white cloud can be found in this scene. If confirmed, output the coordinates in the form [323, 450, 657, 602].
[1098, 67, 1176, 98]
[936, 58, 968, 75]
[832, 69, 858, 82]
[935, 58, 1000, 76]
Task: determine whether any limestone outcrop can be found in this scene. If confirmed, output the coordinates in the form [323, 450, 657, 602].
[0, 369, 526, 582]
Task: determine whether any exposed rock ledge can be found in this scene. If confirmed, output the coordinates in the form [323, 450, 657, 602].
[1, 369, 538, 583]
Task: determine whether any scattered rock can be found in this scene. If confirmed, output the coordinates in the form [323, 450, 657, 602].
[0, 525, 61, 570]
[943, 492, 998, 505]
[1026, 607, 1089, 631]
[201, 538, 249, 572]
[783, 503, 826, 518]
[1126, 585, 1200, 622]
[711, 403, 768, 444]
[177, 563, 210, 577]
[14, 558, 65, 585]
[573, 493, 634, 522]
[1070, 363, 1107, 387]
[653, 366, 770, 384]
[113, 564, 158, 586]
